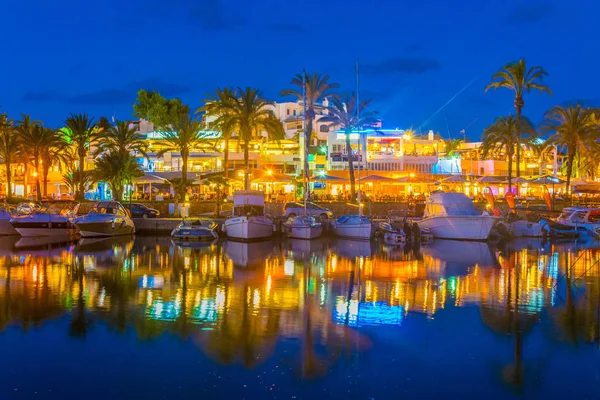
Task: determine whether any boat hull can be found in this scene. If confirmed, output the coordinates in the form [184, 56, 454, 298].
[0, 218, 18, 235]
[417, 216, 498, 241]
[284, 223, 323, 240]
[224, 216, 273, 241]
[76, 221, 135, 238]
[497, 220, 549, 238]
[332, 223, 372, 240]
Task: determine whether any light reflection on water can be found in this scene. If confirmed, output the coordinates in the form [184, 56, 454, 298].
[1, 235, 600, 398]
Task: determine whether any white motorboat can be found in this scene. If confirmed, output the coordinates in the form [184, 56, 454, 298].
[377, 222, 406, 245]
[555, 207, 600, 236]
[496, 219, 550, 238]
[417, 192, 499, 241]
[331, 214, 372, 240]
[10, 201, 79, 237]
[283, 215, 323, 240]
[0, 206, 18, 235]
[74, 201, 135, 238]
[171, 218, 219, 242]
[223, 190, 273, 241]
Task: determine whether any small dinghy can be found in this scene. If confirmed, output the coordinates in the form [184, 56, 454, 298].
[377, 222, 406, 245]
[171, 219, 219, 242]
[283, 215, 323, 240]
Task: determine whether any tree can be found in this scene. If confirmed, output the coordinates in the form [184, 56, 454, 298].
[319, 93, 378, 202]
[156, 112, 208, 198]
[95, 120, 149, 158]
[480, 115, 535, 192]
[133, 89, 190, 129]
[205, 175, 229, 217]
[63, 113, 98, 200]
[94, 152, 143, 201]
[0, 114, 19, 200]
[541, 105, 599, 196]
[281, 72, 339, 192]
[214, 87, 285, 190]
[14, 114, 41, 199]
[200, 88, 237, 178]
[485, 59, 551, 178]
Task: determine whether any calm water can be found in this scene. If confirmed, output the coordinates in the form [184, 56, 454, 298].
[1, 235, 600, 399]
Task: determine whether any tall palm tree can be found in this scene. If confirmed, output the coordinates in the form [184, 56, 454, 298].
[281, 72, 339, 188]
[156, 112, 207, 197]
[485, 59, 551, 178]
[481, 115, 535, 192]
[40, 128, 69, 198]
[216, 87, 285, 190]
[319, 93, 378, 202]
[94, 120, 148, 158]
[541, 105, 599, 196]
[15, 114, 41, 199]
[63, 113, 98, 200]
[0, 114, 19, 200]
[94, 151, 143, 201]
[200, 88, 237, 178]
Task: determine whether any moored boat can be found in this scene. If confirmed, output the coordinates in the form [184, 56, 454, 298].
[0, 206, 18, 235]
[224, 190, 273, 242]
[283, 215, 323, 240]
[555, 207, 600, 236]
[417, 192, 499, 241]
[74, 201, 135, 238]
[10, 201, 79, 237]
[171, 218, 219, 242]
[331, 214, 372, 240]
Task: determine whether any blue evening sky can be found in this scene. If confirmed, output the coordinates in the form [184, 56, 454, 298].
[1, 0, 598, 140]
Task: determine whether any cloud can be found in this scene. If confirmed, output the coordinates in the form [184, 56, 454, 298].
[125, 77, 190, 97]
[506, 3, 553, 25]
[363, 57, 441, 75]
[189, 0, 246, 31]
[66, 89, 132, 105]
[22, 91, 63, 102]
[266, 23, 305, 34]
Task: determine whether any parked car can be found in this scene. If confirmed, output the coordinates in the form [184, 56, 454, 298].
[124, 203, 160, 218]
[283, 202, 334, 219]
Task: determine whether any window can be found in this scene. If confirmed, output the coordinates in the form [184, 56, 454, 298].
[293, 110, 297, 115]
[480, 167, 485, 174]
[320, 125, 329, 133]
[287, 109, 290, 116]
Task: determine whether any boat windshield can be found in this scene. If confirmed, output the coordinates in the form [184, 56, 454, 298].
[42, 202, 79, 216]
[427, 203, 479, 216]
[233, 205, 264, 217]
[91, 202, 127, 216]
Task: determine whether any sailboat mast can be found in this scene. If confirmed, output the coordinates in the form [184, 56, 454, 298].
[356, 59, 362, 215]
[303, 69, 308, 216]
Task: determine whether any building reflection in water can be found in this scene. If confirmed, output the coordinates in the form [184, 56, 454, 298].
[1, 235, 600, 379]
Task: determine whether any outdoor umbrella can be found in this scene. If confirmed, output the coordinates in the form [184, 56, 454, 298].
[309, 174, 347, 182]
[358, 174, 397, 183]
[476, 176, 505, 184]
[505, 177, 531, 184]
[442, 175, 469, 183]
[396, 175, 435, 183]
[529, 175, 566, 185]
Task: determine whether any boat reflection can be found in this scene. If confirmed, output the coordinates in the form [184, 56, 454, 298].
[1, 236, 600, 391]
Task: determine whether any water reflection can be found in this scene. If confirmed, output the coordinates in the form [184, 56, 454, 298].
[1, 236, 600, 396]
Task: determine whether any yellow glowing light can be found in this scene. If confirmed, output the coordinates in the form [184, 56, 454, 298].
[409, 173, 415, 178]
[267, 169, 273, 175]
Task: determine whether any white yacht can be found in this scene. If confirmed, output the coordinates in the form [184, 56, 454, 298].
[417, 192, 499, 241]
[10, 201, 79, 237]
[223, 190, 273, 241]
[555, 207, 600, 236]
[74, 201, 135, 238]
[283, 215, 323, 240]
[331, 214, 372, 240]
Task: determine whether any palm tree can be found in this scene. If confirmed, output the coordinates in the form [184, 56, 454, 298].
[215, 87, 285, 190]
[0, 114, 19, 200]
[319, 93, 378, 201]
[205, 175, 229, 216]
[40, 128, 69, 198]
[485, 59, 551, 178]
[63, 113, 98, 199]
[541, 105, 599, 196]
[94, 120, 148, 158]
[481, 115, 535, 192]
[14, 114, 41, 199]
[94, 152, 143, 201]
[281, 72, 339, 189]
[200, 88, 237, 178]
[156, 112, 207, 198]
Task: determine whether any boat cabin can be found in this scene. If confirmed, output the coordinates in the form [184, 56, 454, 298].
[558, 207, 600, 225]
[90, 202, 129, 217]
[423, 192, 481, 218]
[232, 190, 266, 217]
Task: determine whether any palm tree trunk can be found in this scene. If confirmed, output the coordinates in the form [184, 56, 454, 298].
[305, 119, 313, 199]
[345, 133, 356, 202]
[23, 162, 28, 199]
[34, 156, 41, 201]
[43, 163, 50, 198]
[223, 139, 229, 179]
[507, 151, 513, 193]
[244, 139, 250, 191]
[566, 151, 575, 199]
[5, 160, 11, 200]
[515, 104, 522, 179]
[181, 153, 188, 199]
[78, 148, 86, 200]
